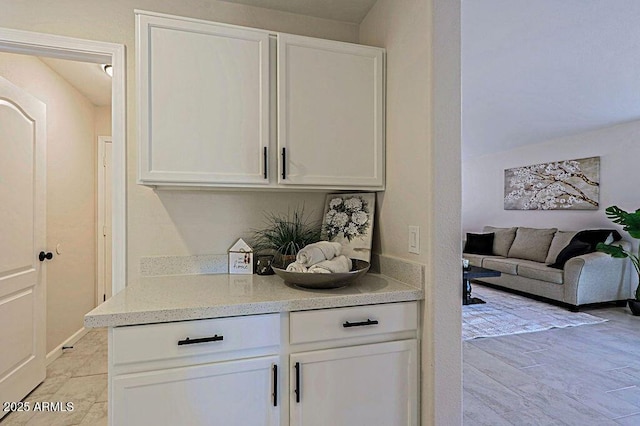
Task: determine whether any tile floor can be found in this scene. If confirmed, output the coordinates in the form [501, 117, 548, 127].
[1, 329, 107, 426]
[464, 288, 640, 425]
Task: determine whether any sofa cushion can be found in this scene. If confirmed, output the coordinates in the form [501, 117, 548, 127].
[517, 261, 564, 284]
[545, 231, 578, 264]
[463, 253, 502, 268]
[508, 227, 557, 262]
[482, 258, 521, 275]
[549, 240, 591, 269]
[464, 233, 494, 255]
[483, 226, 517, 257]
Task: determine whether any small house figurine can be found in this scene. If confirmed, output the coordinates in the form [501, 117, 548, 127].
[228, 238, 254, 275]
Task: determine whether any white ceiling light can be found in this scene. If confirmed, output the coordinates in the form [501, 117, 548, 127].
[101, 63, 113, 77]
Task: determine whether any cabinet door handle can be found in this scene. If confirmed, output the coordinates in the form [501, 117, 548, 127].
[263, 146, 268, 179]
[272, 364, 278, 407]
[343, 319, 379, 328]
[281, 147, 286, 180]
[177, 334, 223, 346]
[294, 362, 301, 403]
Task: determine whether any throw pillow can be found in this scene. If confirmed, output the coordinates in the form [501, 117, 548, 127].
[507, 227, 557, 263]
[463, 233, 494, 255]
[572, 229, 622, 251]
[549, 240, 592, 269]
[545, 231, 578, 264]
[483, 226, 517, 257]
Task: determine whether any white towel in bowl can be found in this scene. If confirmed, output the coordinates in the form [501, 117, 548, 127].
[296, 241, 342, 267]
[286, 262, 308, 273]
[308, 255, 351, 274]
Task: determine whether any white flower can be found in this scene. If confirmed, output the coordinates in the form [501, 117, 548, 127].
[352, 211, 368, 226]
[331, 212, 349, 228]
[344, 197, 363, 211]
[345, 223, 358, 235]
[329, 198, 343, 209]
[325, 210, 336, 222]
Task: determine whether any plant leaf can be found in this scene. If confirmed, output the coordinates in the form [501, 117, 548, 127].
[595, 242, 629, 258]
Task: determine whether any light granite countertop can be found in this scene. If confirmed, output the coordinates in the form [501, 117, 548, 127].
[84, 272, 423, 328]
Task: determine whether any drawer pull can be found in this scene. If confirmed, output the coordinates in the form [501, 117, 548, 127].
[294, 362, 301, 403]
[343, 319, 379, 328]
[177, 334, 223, 346]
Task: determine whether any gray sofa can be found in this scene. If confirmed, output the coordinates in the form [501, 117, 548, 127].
[464, 226, 632, 310]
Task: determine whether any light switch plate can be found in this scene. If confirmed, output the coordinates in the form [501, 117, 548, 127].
[408, 226, 420, 254]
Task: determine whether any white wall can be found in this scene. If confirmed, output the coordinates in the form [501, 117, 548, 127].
[360, 0, 462, 423]
[463, 120, 640, 239]
[0, 53, 97, 353]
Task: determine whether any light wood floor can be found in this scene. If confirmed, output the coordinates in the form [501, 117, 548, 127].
[1, 329, 107, 426]
[464, 295, 640, 425]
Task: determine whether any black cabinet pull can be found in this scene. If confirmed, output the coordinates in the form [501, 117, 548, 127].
[177, 334, 223, 346]
[38, 251, 53, 262]
[294, 362, 301, 403]
[281, 147, 286, 179]
[272, 364, 278, 407]
[263, 146, 268, 179]
[343, 319, 379, 328]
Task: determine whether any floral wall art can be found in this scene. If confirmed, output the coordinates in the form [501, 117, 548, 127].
[504, 156, 600, 210]
[322, 193, 375, 262]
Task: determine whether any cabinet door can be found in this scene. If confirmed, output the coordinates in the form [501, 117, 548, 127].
[137, 13, 270, 185]
[290, 340, 417, 426]
[111, 356, 279, 426]
[278, 34, 385, 189]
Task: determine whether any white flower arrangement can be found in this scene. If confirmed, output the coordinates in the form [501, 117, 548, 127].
[324, 196, 370, 242]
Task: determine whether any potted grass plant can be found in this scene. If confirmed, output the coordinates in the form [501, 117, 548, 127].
[596, 206, 640, 315]
[252, 206, 322, 268]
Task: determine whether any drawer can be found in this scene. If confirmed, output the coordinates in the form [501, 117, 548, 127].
[289, 302, 418, 344]
[112, 314, 280, 365]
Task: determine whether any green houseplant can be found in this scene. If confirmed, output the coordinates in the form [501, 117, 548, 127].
[252, 207, 322, 267]
[596, 206, 640, 315]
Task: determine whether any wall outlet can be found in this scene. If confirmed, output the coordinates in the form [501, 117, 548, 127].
[408, 226, 420, 254]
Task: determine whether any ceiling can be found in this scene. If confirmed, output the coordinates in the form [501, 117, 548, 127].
[40, 57, 112, 106]
[462, 0, 640, 159]
[218, 0, 377, 23]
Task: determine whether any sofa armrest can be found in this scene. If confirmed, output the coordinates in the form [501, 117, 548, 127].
[563, 246, 631, 305]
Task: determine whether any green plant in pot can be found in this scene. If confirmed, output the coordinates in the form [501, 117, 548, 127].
[252, 207, 322, 268]
[596, 206, 640, 315]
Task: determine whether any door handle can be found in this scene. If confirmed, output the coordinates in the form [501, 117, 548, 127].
[294, 362, 301, 403]
[39, 251, 53, 262]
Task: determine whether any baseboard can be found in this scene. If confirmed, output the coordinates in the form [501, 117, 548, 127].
[45, 327, 89, 366]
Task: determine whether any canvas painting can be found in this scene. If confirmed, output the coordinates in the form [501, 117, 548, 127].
[504, 156, 600, 210]
[322, 193, 375, 262]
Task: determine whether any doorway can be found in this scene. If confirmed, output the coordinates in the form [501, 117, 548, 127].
[0, 27, 125, 407]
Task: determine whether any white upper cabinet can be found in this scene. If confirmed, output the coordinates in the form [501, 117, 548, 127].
[137, 13, 270, 185]
[277, 34, 385, 189]
[136, 11, 385, 190]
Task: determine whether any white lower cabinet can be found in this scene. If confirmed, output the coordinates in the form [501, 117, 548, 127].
[112, 356, 279, 426]
[108, 302, 419, 425]
[289, 340, 418, 426]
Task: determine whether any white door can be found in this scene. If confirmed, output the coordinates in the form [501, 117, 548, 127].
[137, 13, 271, 185]
[0, 76, 46, 415]
[290, 340, 418, 426]
[278, 33, 385, 189]
[111, 356, 280, 426]
[97, 137, 112, 303]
